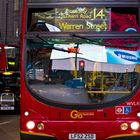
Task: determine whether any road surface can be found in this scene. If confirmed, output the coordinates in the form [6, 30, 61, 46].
[0, 114, 20, 140]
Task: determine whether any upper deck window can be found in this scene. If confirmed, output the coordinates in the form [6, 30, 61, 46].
[27, 7, 140, 32]
[28, 7, 111, 32]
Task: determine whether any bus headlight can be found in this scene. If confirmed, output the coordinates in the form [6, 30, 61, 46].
[26, 121, 35, 130]
[120, 123, 128, 130]
[130, 121, 140, 130]
[137, 112, 140, 117]
[37, 122, 45, 130]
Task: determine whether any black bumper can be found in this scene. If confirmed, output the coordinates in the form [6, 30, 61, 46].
[107, 135, 140, 140]
[20, 132, 57, 140]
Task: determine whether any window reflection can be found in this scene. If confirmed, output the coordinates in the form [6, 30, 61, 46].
[26, 40, 139, 104]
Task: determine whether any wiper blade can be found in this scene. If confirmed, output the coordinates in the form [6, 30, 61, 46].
[71, 34, 104, 45]
[72, 34, 118, 46]
[36, 35, 50, 45]
[36, 35, 82, 54]
[71, 34, 139, 48]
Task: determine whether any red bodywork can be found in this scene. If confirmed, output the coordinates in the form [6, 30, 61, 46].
[0, 44, 7, 71]
[20, 1, 140, 139]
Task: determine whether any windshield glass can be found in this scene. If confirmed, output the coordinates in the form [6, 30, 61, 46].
[5, 47, 20, 71]
[25, 37, 140, 105]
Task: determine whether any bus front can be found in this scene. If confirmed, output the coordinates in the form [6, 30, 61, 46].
[20, 1, 140, 140]
[0, 45, 20, 112]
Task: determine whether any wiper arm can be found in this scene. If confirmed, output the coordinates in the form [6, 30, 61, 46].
[71, 34, 104, 45]
[36, 35, 50, 45]
[71, 34, 138, 48]
[36, 35, 82, 54]
[72, 34, 117, 46]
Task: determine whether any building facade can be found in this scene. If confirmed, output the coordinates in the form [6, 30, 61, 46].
[0, 0, 23, 46]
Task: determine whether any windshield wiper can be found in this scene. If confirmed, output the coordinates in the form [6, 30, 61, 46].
[71, 34, 139, 48]
[36, 35, 82, 54]
[71, 34, 106, 46]
[72, 34, 120, 47]
[72, 34, 100, 45]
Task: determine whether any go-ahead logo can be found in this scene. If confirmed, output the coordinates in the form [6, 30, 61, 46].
[70, 110, 83, 119]
[70, 110, 94, 119]
[114, 51, 139, 62]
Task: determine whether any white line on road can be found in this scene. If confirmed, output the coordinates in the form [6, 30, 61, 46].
[0, 120, 12, 125]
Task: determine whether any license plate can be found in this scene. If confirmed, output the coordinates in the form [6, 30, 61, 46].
[69, 133, 96, 140]
[1, 106, 14, 110]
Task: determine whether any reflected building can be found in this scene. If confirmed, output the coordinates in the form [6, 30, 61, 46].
[0, 0, 23, 46]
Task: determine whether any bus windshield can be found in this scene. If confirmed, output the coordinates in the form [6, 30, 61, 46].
[25, 36, 140, 106]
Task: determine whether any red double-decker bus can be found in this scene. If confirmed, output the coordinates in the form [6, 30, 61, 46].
[0, 44, 20, 112]
[20, 0, 140, 139]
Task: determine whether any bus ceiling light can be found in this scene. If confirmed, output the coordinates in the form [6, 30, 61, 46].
[4, 46, 15, 49]
[130, 121, 140, 130]
[37, 122, 45, 130]
[26, 121, 35, 130]
[8, 61, 15, 66]
[2, 72, 13, 75]
[120, 123, 128, 131]
[137, 112, 140, 117]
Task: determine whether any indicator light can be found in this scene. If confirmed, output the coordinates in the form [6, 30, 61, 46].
[37, 122, 45, 130]
[24, 111, 29, 116]
[120, 123, 128, 130]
